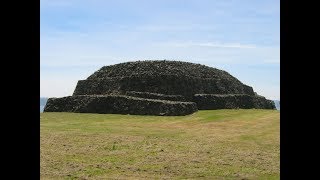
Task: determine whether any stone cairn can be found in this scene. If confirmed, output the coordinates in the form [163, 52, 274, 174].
[44, 60, 275, 116]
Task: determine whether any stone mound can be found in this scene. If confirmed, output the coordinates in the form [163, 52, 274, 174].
[44, 60, 275, 115]
[45, 95, 197, 116]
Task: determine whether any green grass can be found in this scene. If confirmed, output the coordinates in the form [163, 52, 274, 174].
[40, 109, 279, 179]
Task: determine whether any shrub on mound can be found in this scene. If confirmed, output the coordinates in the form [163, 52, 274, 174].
[44, 95, 198, 116]
[125, 91, 186, 101]
[193, 94, 275, 110]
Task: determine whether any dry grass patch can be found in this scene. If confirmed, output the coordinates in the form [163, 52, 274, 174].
[41, 109, 279, 179]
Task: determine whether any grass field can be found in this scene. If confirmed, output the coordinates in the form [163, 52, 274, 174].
[40, 109, 280, 179]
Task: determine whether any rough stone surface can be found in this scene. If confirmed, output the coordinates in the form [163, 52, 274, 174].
[193, 94, 275, 110]
[125, 91, 186, 101]
[44, 60, 276, 115]
[44, 95, 198, 116]
[73, 61, 255, 100]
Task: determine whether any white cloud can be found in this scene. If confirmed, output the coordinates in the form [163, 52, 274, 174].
[135, 24, 218, 32]
[157, 41, 256, 49]
[41, 32, 279, 68]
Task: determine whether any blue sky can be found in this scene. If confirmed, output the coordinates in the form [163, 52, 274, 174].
[40, 0, 279, 100]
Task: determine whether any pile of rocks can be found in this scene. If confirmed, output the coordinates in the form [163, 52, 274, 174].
[44, 60, 275, 116]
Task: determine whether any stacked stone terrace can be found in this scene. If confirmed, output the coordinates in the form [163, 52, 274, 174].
[44, 60, 275, 115]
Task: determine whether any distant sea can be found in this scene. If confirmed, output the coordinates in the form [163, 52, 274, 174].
[273, 100, 280, 110]
[40, 105, 45, 112]
[40, 97, 48, 113]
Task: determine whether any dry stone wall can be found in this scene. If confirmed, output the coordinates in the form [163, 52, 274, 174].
[44, 95, 198, 116]
[193, 94, 275, 110]
[44, 60, 275, 116]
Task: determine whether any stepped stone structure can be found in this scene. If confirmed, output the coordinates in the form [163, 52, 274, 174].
[44, 60, 275, 115]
